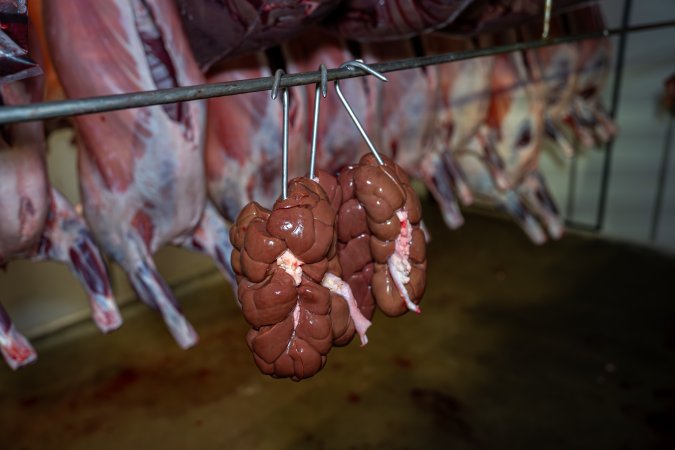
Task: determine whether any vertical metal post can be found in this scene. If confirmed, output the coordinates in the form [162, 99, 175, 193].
[649, 116, 674, 242]
[566, 155, 578, 219]
[595, 0, 633, 231]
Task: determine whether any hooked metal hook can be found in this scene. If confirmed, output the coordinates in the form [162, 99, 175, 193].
[309, 64, 328, 179]
[272, 69, 290, 199]
[542, 0, 552, 39]
[334, 60, 388, 165]
[271, 68, 283, 100]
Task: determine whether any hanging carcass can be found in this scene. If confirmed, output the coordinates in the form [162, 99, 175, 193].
[46, 0, 236, 349]
[0, 46, 121, 369]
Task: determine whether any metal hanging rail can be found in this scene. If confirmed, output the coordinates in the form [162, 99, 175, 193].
[0, 19, 674, 126]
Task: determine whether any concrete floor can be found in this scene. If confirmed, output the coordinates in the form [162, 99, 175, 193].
[1, 204, 674, 450]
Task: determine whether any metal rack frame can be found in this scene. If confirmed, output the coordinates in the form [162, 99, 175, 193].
[563, 0, 674, 242]
[565, 0, 633, 233]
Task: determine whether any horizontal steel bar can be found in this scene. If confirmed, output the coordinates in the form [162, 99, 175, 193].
[1, 19, 674, 125]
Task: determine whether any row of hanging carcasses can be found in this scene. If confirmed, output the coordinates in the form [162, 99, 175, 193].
[0, 0, 614, 370]
[205, 1, 615, 243]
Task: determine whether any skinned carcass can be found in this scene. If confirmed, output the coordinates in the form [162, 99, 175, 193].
[46, 0, 235, 349]
[360, 40, 437, 176]
[451, 0, 586, 36]
[565, 4, 616, 149]
[205, 51, 307, 221]
[569, 39, 615, 148]
[367, 35, 491, 229]
[460, 32, 563, 241]
[326, 0, 475, 42]
[173, 1, 599, 72]
[422, 34, 493, 204]
[277, 28, 560, 243]
[477, 31, 546, 189]
[453, 148, 549, 243]
[362, 34, 552, 244]
[176, 0, 342, 70]
[460, 52, 562, 242]
[357, 32, 556, 243]
[283, 31, 371, 176]
[0, 0, 41, 84]
[205, 53, 283, 221]
[520, 16, 579, 158]
[0, 67, 121, 370]
[519, 6, 615, 154]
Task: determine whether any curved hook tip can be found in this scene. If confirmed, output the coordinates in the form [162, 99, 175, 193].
[340, 60, 388, 82]
[271, 69, 285, 100]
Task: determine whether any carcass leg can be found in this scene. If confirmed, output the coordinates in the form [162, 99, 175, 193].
[34, 189, 122, 333]
[441, 151, 473, 205]
[518, 172, 564, 240]
[591, 102, 617, 144]
[459, 154, 547, 244]
[573, 99, 610, 146]
[476, 130, 510, 190]
[566, 110, 596, 149]
[0, 303, 36, 370]
[502, 191, 548, 245]
[175, 202, 236, 287]
[125, 243, 198, 349]
[545, 119, 576, 158]
[419, 152, 464, 229]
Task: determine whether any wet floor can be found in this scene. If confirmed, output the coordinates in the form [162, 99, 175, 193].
[1, 204, 674, 450]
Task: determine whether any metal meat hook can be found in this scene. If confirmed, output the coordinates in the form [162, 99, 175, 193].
[309, 64, 328, 180]
[334, 60, 387, 165]
[272, 69, 290, 200]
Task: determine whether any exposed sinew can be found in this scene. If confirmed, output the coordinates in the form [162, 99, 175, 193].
[231, 177, 366, 381]
[352, 154, 427, 317]
[315, 169, 372, 345]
